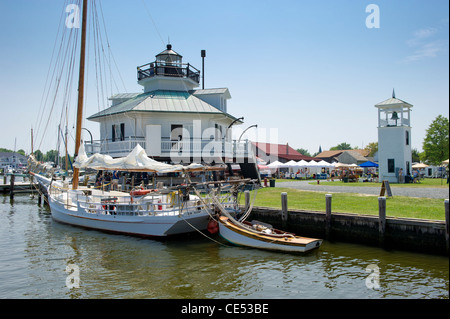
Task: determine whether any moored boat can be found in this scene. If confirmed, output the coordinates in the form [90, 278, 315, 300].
[218, 216, 322, 253]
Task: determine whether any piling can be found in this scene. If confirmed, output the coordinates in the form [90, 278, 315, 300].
[378, 197, 386, 246]
[445, 199, 449, 254]
[325, 194, 332, 239]
[9, 174, 15, 199]
[281, 192, 288, 228]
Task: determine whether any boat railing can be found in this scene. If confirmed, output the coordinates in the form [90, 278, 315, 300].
[69, 191, 208, 217]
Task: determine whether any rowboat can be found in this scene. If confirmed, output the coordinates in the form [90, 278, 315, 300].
[217, 216, 322, 253]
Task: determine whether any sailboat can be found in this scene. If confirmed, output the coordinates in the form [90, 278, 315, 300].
[29, 0, 242, 237]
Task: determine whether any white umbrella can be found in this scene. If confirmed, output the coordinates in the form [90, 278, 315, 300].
[412, 163, 429, 169]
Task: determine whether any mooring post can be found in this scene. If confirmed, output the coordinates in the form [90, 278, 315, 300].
[244, 190, 250, 212]
[281, 192, 288, 228]
[378, 196, 386, 246]
[325, 194, 332, 239]
[9, 174, 15, 199]
[445, 199, 449, 254]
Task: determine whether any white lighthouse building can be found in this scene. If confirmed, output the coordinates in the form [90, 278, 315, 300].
[85, 44, 249, 164]
[375, 90, 413, 183]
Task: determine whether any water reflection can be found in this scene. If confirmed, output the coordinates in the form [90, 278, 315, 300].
[1, 194, 448, 299]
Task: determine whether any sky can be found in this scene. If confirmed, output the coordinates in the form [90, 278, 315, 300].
[0, 0, 448, 157]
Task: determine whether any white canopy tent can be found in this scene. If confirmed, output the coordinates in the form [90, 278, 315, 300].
[267, 160, 289, 169]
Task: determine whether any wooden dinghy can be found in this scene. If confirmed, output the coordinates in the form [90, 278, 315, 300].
[218, 216, 322, 253]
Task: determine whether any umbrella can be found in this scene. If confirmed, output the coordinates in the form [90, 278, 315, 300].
[412, 163, 429, 169]
[442, 159, 449, 165]
[359, 161, 379, 168]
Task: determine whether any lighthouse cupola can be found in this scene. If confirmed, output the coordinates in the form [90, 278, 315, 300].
[137, 44, 200, 92]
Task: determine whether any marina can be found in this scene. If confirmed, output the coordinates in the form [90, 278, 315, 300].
[0, 192, 448, 299]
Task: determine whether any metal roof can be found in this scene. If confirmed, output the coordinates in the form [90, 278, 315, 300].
[87, 90, 239, 121]
[155, 44, 182, 58]
[375, 97, 413, 108]
[190, 88, 231, 98]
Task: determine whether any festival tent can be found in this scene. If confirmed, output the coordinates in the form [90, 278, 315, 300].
[317, 160, 335, 168]
[297, 160, 309, 167]
[285, 160, 300, 167]
[267, 160, 288, 169]
[412, 163, 429, 169]
[359, 161, 379, 168]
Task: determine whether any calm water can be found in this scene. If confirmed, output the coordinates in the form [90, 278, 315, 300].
[1, 193, 448, 299]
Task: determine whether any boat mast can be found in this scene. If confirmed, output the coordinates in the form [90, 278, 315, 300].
[72, 0, 88, 190]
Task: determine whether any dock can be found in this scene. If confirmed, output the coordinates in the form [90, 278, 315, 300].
[1, 174, 34, 196]
[0, 181, 33, 193]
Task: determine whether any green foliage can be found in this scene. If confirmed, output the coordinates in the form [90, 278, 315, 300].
[364, 142, 378, 157]
[330, 142, 353, 150]
[296, 148, 312, 157]
[422, 115, 449, 165]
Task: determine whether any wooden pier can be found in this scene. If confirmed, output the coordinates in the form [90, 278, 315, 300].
[0, 174, 33, 197]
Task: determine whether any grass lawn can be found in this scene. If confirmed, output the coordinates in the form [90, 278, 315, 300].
[273, 177, 448, 188]
[306, 178, 449, 188]
[244, 187, 446, 221]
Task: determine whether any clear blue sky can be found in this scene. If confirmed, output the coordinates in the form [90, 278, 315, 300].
[0, 0, 448, 156]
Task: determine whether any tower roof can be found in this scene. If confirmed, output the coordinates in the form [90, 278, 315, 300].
[375, 96, 413, 108]
[155, 44, 182, 59]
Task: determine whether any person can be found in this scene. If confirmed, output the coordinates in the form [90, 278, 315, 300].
[112, 171, 119, 190]
[413, 170, 419, 183]
[398, 168, 404, 183]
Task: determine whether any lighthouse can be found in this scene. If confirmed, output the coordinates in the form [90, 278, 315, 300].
[375, 90, 413, 183]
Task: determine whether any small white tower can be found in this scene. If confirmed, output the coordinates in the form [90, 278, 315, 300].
[375, 90, 413, 183]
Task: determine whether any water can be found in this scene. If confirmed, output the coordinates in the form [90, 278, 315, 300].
[1, 193, 448, 299]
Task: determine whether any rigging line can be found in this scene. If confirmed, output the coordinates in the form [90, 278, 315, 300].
[35, 0, 69, 140]
[37, 0, 80, 150]
[97, 0, 127, 94]
[140, 0, 166, 47]
[37, 23, 80, 151]
[37, 0, 81, 150]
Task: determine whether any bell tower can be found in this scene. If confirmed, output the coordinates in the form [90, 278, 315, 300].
[375, 90, 413, 183]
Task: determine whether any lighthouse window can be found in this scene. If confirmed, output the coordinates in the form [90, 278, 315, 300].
[388, 159, 395, 173]
[112, 123, 125, 142]
[171, 124, 183, 141]
[406, 131, 409, 145]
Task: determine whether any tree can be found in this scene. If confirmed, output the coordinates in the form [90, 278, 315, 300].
[33, 150, 44, 162]
[422, 115, 449, 165]
[330, 142, 353, 150]
[364, 142, 378, 157]
[296, 148, 312, 157]
[411, 148, 421, 163]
